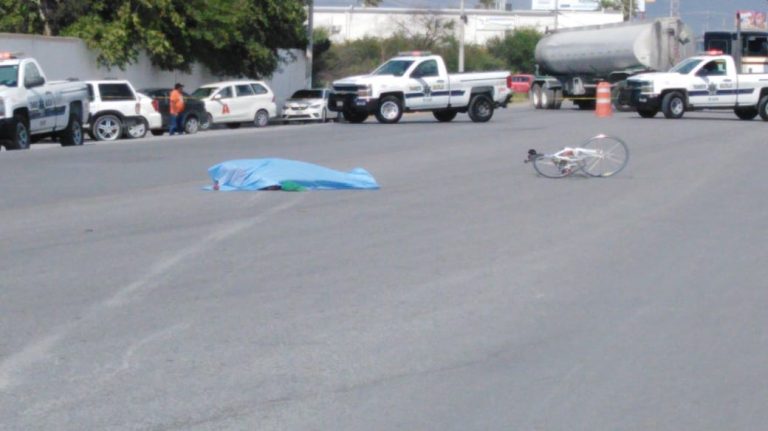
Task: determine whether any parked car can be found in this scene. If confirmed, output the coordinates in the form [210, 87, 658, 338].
[84, 80, 162, 141]
[191, 80, 277, 129]
[138, 88, 210, 135]
[509, 74, 534, 94]
[281, 88, 338, 123]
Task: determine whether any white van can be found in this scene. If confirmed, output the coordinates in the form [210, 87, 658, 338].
[191, 80, 277, 128]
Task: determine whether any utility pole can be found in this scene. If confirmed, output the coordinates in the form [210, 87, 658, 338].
[306, 0, 314, 88]
[670, 0, 680, 18]
[554, 0, 559, 30]
[459, 0, 465, 72]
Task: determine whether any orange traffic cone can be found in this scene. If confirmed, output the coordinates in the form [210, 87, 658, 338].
[595, 81, 612, 118]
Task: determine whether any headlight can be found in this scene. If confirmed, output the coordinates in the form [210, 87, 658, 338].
[357, 85, 372, 98]
[310, 103, 322, 108]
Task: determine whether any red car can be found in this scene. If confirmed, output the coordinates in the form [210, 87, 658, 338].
[510, 74, 534, 94]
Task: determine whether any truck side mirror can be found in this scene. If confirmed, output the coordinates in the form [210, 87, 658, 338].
[25, 76, 45, 88]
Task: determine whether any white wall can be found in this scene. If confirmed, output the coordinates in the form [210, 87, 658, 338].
[0, 32, 307, 104]
[314, 6, 624, 44]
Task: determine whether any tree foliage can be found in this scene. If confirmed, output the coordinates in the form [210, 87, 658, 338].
[487, 28, 542, 73]
[0, 0, 308, 78]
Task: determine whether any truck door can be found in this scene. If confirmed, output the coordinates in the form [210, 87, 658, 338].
[22, 62, 53, 133]
[407, 59, 450, 109]
[689, 59, 737, 107]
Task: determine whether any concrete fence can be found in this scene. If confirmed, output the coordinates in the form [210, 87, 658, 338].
[0, 32, 307, 105]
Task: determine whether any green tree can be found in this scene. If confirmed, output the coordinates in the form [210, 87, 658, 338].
[487, 28, 543, 73]
[0, 0, 308, 78]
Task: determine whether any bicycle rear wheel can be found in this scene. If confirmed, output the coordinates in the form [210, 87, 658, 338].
[533, 155, 574, 178]
[580, 135, 629, 177]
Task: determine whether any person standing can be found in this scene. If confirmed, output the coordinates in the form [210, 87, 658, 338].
[169, 83, 186, 135]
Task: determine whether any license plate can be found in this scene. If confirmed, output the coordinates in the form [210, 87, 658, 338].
[336, 100, 344, 108]
[355, 99, 367, 106]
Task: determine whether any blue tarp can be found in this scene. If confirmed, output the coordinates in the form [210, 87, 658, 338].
[206, 158, 379, 191]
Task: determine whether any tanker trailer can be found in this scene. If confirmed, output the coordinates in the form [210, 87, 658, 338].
[530, 17, 693, 110]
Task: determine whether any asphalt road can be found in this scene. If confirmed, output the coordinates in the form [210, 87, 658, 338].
[2, 105, 767, 430]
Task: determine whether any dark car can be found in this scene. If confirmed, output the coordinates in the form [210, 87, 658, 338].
[138, 88, 210, 135]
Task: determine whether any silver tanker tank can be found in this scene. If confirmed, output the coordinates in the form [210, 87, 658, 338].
[535, 17, 693, 78]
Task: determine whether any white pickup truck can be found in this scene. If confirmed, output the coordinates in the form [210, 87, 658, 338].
[328, 52, 512, 124]
[621, 53, 768, 120]
[0, 53, 89, 150]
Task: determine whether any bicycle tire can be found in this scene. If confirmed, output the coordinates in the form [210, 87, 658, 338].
[580, 135, 629, 177]
[533, 154, 574, 178]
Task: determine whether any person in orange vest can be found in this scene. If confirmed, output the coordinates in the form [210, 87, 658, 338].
[169, 83, 186, 135]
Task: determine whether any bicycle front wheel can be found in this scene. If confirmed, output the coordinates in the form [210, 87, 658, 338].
[533, 155, 574, 178]
[580, 135, 629, 177]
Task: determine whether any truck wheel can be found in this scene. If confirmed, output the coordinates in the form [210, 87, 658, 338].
[125, 119, 148, 139]
[468, 94, 494, 123]
[541, 88, 556, 109]
[530, 84, 542, 109]
[637, 109, 658, 118]
[59, 114, 84, 146]
[661, 91, 685, 119]
[343, 109, 368, 124]
[92, 114, 123, 141]
[433, 110, 457, 122]
[6, 115, 30, 150]
[735, 107, 758, 120]
[758, 95, 768, 121]
[375, 96, 403, 124]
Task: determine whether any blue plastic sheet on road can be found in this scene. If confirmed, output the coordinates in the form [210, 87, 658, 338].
[206, 158, 380, 191]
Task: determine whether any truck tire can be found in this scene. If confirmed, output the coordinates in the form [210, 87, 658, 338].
[433, 109, 457, 122]
[541, 88, 555, 109]
[530, 84, 542, 109]
[758, 95, 768, 121]
[637, 108, 658, 118]
[468, 94, 494, 123]
[661, 91, 685, 119]
[375, 96, 403, 124]
[735, 107, 758, 120]
[92, 114, 123, 141]
[6, 115, 30, 150]
[343, 110, 368, 124]
[59, 114, 84, 146]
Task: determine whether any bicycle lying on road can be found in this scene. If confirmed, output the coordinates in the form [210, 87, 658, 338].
[525, 134, 629, 178]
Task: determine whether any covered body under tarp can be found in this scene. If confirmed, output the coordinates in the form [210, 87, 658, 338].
[206, 158, 379, 191]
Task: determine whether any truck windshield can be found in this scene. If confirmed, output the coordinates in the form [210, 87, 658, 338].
[0, 65, 19, 87]
[670, 58, 703, 74]
[372, 60, 414, 77]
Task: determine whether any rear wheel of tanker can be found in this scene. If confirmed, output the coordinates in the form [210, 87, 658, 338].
[637, 109, 658, 118]
[735, 107, 758, 120]
[661, 91, 685, 119]
[541, 88, 557, 109]
[468, 94, 494, 123]
[530, 84, 542, 109]
[758, 95, 768, 121]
